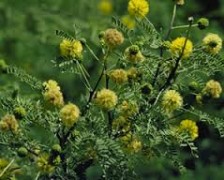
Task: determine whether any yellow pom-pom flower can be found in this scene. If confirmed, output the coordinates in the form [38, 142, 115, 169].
[60, 39, 83, 59]
[179, 119, 198, 140]
[60, 103, 80, 128]
[202, 33, 222, 54]
[202, 80, 222, 99]
[98, 0, 113, 15]
[43, 80, 64, 107]
[128, 0, 149, 18]
[94, 88, 118, 110]
[124, 45, 145, 63]
[170, 37, 193, 59]
[162, 90, 183, 114]
[104, 28, 124, 48]
[0, 114, 19, 134]
[121, 15, 136, 29]
[109, 69, 128, 84]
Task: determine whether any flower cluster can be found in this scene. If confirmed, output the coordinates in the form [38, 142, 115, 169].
[0, 114, 19, 134]
[128, 0, 149, 18]
[169, 37, 193, 59]
[202, 33, 222, 54]
[60, 103, 80, 128]
[94, 88, 118, 110]
[178, 120, 199, 140]
[109, 69, 128, 84]
[202, 80, 222, 99]
[103, 28, 124, 48]
[162, 90, 183, 114]
[60, 39, 83, 59]
[124, 45, 145, 64]
[42, 80, 64, 107]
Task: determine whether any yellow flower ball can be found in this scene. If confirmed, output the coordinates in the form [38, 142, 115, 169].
[0, 114, 19, 134]
[128, 0, 149, 18]
[98, 0, 113, 15]
[170, 37, 193, 59]
[121, 15, 136, 29]
[162, 90, 183, 114]
[43, 80, 64, 107]
[60, 103, 80, 128]
[94, 88, 118, 110]
[202, 33, 222, 54]
[202, 80, 222, 99]
[104, 28, 124, 48]
[179, 119, 198, 140]
[109, 69, 128, 84]
[60, 39, 83, 59]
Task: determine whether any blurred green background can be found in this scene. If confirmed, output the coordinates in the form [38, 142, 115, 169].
[1, 0, 224, 178]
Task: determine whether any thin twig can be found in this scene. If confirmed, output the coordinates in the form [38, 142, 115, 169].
[153, 4, 177, 86]
[172, 24, 197, 30]
[160, 19, 193, 90]
[35, 172, 41, 180]
[0, 159, 15, 178]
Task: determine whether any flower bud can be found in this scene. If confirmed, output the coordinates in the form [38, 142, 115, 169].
[141, 83, 153, 95]
[188, 81, 199, 92]
[52, 144, 62, 153]
[13, 106, 27, 119]
[197, 18, 209, 30]
[17, 147, 28, 157]
[0, 59, 8, 73]
[175, 0, 184, 5]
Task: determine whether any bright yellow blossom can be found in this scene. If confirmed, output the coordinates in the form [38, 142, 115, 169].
[162, 90, 183, 114]
[60, 39, 83, 59]
[60, 103, 80, 128]
[179, 120, 198, 140]
[94, 88, 118, 110]
[170, 37, 193, 59]
[43, 80, 64, 107]
[128, 0, 149, 18]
